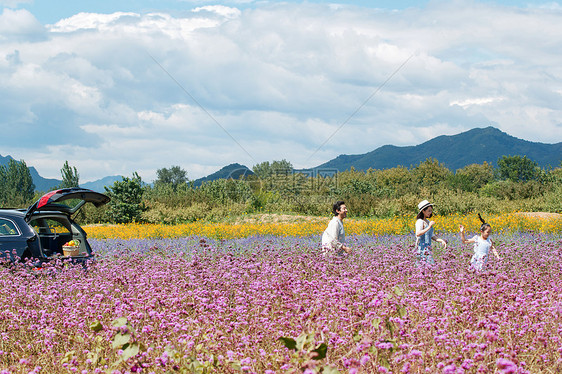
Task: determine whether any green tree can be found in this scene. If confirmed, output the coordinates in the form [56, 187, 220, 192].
[371, 166, 412, 197]
[451, 162, 495, 192]
[154, 165, 188, 191]
[199, 178, 253, 204]
[252, 159, 293, 179]
[104, 172, 145, 223]
[0, 159, 35, 208]
[59, 161, 80, 188]
[271, 159, 293, 175]
[411, 158, 452, 188]
[497, 155, 542, 182]
[252, 161, 272, 179]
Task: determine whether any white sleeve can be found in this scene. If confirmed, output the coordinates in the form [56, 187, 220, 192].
[323, 218, 343, 249]
[415, 219, 425, 235]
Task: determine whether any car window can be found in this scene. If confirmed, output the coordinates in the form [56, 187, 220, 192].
[29, 218, 71, 234]
[0, 218, 19, 236]
[49, 198, 83, 211]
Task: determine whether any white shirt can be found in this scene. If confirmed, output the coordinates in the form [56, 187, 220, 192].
[415, 218, 433, 247]
[322, 216, 345, 250]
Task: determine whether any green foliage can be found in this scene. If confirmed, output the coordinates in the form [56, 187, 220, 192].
[0, 159, 35, 208]
[450, 162, 495, 192]
[75, 203, 108, 224]
[199, 178, 253, 204]
[369, 166, 412, 197]
[154, 165, 188, 191]
[411, 158, 453, 187]
[480, 180, 546, 200]
[104, 172, 146, 223]
[252, 159, 293, 179]
[544, 183, 562, 213]
[50, 155, 562, 223]
[336, 168, 377, 196]
[248, 190, 280, 213]
[127, 155, 561, 223]
[59, 160, 80, 188]
[497, 155, 543, 182]
[278, 332, 336, 373]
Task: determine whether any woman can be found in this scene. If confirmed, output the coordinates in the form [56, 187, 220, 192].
[415, 200, 447, 265]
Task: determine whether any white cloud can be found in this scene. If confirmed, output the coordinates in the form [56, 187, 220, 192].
[0, 8, 44, 39]
[48, 12, 139, 32]
[192, 5, 241, 19]
[1, 1, 561, 182]
[450, 97, 505, 108]
[0, 0, 31, 8]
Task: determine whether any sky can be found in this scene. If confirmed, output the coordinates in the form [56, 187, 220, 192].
[1, 0, 562, 182]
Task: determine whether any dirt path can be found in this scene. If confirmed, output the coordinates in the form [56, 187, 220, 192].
[233, 213, 327, 224]
[514, 212, 562, 219]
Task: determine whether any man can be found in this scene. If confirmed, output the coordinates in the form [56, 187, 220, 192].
[321, 200, 352, 257]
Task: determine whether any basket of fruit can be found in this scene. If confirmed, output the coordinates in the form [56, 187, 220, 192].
[63, 240, 80, 256]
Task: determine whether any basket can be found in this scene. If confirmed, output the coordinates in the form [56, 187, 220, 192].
[63, 246, 80, 257]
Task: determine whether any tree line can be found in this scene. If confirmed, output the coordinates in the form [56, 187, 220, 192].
[100, 155, 562, 223]
[1, 155, 561, 223]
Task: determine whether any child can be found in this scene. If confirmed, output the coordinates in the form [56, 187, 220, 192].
[459, 214, 500, 271]
[415, 200, 447, 265]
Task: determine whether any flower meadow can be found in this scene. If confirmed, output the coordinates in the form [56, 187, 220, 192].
[2, 230, 562, 373]
[83, 213, 562, 240]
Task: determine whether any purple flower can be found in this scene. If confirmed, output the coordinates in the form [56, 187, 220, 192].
[497, 358, 518, 374]
[442, 364, 456, 374]
[360, 354, 370, 365]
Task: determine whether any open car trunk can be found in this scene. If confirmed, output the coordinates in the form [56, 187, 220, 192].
[28, 215, 92, 259]
[25, 187, 110, 221]
[25, 188, 110, 260]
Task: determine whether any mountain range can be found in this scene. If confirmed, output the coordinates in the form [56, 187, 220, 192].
[315, 126, 562, 172]
[0, 154, 122, 192]
[1, 127, 561, 192]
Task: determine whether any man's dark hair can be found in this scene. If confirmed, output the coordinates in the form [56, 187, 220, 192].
[333, 200, 345, 216]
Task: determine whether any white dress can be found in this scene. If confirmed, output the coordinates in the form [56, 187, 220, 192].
[471, 235, 492, 271]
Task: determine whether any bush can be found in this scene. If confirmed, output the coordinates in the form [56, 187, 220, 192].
[104, 173, 146, 223]
[75, 204, 108, 224]
[141, 202, 211, 224]
[480, 180, 546, 200]
[543, 184, 562, 213]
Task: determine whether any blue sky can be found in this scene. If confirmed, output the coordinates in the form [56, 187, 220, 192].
[1, 0, 561, 182]
[14, 0, 552, 24]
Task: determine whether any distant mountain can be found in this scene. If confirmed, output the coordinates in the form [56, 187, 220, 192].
[192, 163, 253, 187]
[81, 176, 123, 193]
[314, 127, 562, 172]
[3, 127, 560, 194]
[0, 155, 123, 193]
[0, 154, 60, 192]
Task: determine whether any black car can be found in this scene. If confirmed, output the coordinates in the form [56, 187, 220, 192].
[0, 187, 110, 266]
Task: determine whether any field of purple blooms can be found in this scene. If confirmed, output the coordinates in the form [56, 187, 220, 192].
[1, 233, 562, 373]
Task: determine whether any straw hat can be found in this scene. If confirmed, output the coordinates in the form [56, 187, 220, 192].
[417, 200, 433, 212]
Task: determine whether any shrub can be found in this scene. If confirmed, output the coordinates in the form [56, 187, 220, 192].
[104, 173, 146, 223]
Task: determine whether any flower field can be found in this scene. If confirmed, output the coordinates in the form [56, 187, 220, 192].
[83, 213, 562, 240]
[1, 228, 562, 373]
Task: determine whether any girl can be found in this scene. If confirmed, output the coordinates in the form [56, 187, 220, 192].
[415, 200, 447, 265]
[459, 214, 500, 271]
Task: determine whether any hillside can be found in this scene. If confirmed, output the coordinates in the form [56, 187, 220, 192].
[315, 127, 562, 171]
[0, 155, 122, 193]
[2, 127, 561, 193]
[0, 154, 60, 191]
[192, 163, 253, 187]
